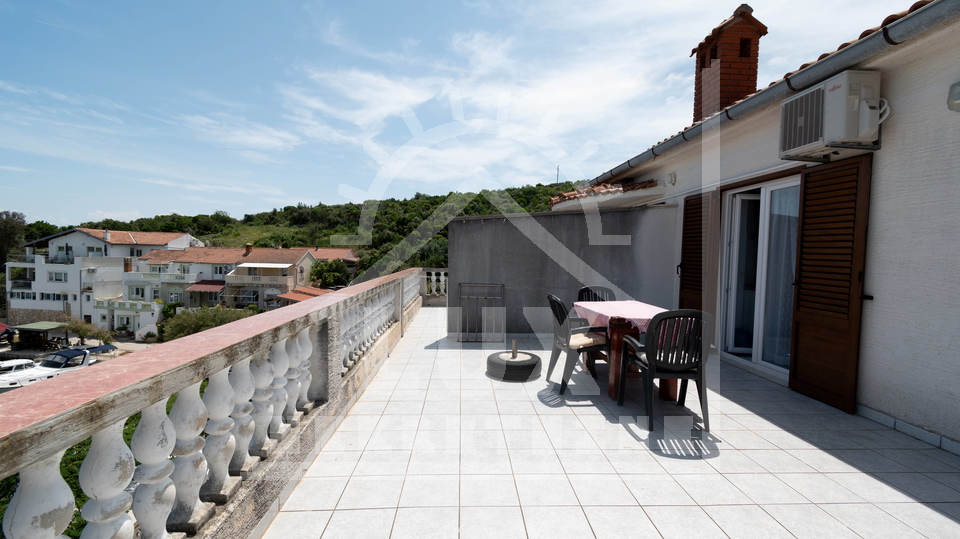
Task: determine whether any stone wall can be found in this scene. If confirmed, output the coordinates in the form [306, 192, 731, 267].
[7, 308, 72, 326]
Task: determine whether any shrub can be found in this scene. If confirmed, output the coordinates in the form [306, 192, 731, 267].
[160, 306, 255, 341]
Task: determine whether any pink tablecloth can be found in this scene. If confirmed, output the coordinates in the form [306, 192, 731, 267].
[573, 300, 668, 333]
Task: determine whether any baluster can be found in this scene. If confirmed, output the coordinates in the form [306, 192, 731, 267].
[296, 327, 314, 411]
[167, 382, 214, 535]
[79, 420, 135, 539]
[248, 354, 276, 458]
[229, 356, 259, 476]
[131, 401, 176, 539]
[200, 368, 240, 504]
[268, 340, 291, 440]
[283, 336, 302, 426]
[2, 450, 75, 539]
[440, 272, 447, 295]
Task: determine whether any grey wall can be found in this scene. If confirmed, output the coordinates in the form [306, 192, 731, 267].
[448, 205, 678, 336]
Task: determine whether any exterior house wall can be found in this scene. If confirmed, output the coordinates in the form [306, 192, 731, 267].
[585, 16, 960, 442]
[447, 206, 677, 336]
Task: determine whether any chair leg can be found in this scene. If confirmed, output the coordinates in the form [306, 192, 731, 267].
[617, 355, 629, 406]
[558, 349, 579, 395]
[643, 368, 655, 431]
[586, 353, 597, 379]
[698, 375, 709, 432]
[678, 379, 688, 406]
[546, 343, 561, 382]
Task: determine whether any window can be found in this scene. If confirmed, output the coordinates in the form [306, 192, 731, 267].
[721, 177, 801, 372]
[85, 295, 91, 302]
[48, 272, 68, 283]
[239, 289, 259, 302]
[117, 316, 131, 328]
[206, 291, 222, 302]
[41, 293, 64, 301]
[87, 246, 103, 255]
[10, 291, 36, 300]
[247, 267, 259, 277]
[72, 294, 77, 301]
[213, 265, 227, 277]
[150, 266, 168, 274]
[130, 247, 135, 256]
[179, 264, 190, 274]
[152, 288, 160, 300]
[169, 292, 182, 303]
[101, 315, 107, 322]
[130, 287, 145, 300]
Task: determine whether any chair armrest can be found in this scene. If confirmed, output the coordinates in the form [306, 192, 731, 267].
[571, 325, 608, 336]
[621, 334, 645, 363]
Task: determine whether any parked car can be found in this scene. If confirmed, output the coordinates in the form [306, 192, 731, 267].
[0, 345, 117, 392]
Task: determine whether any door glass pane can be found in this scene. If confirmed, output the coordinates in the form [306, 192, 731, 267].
[762, 185, 801, 368]
[732, 197, 761, 350]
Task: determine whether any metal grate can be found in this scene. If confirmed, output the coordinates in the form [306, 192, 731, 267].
[458, 283, 505, 342]
[780, 86, 823, 153]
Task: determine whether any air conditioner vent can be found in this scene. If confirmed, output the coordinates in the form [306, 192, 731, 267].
[780, 87, 823, 153]
[779, 70, 883, 163]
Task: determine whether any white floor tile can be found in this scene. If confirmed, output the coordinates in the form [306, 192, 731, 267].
[320, 508, 395, 539]
[390, 507, 459, 539]
[459, 506, 526, 539]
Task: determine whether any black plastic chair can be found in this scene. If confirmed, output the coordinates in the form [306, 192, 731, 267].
[617, 310, 714, 431]
[546, 294, 610, 395]
[577, 286, 615, 303]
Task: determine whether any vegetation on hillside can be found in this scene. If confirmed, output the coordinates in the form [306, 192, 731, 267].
[160, 306, 255, 341]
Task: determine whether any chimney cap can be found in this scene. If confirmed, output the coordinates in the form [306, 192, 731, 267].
[690, 3, 767, 57]
[244, 243, 253, 255]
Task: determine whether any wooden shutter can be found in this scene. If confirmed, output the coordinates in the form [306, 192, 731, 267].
[678, 192, 720, 314]
[789, 154, 871, 413]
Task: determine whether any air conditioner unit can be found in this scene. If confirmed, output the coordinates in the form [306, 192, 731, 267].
[779, 70, 886, 163]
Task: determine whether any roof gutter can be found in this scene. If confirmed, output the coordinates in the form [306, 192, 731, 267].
[587, 0, 960, 186]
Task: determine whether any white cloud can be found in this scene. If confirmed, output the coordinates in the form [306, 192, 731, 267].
[86, 209, 142, 221]
[0, 165, 32, 172]
[179, 113, 302, 152]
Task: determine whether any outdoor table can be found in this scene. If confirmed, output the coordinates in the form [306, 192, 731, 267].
[573, 300, 678, 402]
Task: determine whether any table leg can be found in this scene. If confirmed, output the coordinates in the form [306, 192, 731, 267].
[607, 319, 637, 401]
[659, 380, 678, 401]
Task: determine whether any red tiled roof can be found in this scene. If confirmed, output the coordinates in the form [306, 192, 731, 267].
[277, 291, 329, 303]
[75, 228, 189, 246]
[309, 248, 356, 260]
[239, 248, 315, 266]
[549, 180, 659, 208]
[140, 248, 245, 264]
[589, 0, 938, 188]
[186, 280, 226, 292]
[292, 286, 333, 297]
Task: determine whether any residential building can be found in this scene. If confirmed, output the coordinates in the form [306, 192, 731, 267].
[224, 244, 316, 310]
[450, 2, 960, 446]
[5, 228, 198, 326]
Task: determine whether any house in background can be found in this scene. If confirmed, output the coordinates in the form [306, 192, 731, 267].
[224, 244, 316, 310]
[5, 228, 199, 326]
[449, 2, 960, 450]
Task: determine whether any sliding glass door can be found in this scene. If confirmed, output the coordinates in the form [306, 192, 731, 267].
[722, 178, 801, 372]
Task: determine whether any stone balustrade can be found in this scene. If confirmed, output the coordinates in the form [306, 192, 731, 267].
[420, 268, 448, 306]
[0, 267, 423, 539]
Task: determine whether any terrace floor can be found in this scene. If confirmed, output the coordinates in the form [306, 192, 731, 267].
[264, 307, 960, 538]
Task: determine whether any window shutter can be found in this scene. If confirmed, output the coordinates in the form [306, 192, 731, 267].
[679, 191, 721, 314]
[789, 154, 872, 413]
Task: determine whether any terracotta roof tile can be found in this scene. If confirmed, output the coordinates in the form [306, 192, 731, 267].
[140, 247, 246, 264]
[549, 180, 658, 207]
[75, 228, 190, 246]
[239, 248, 315, 266]
[309, 248, 357, 260]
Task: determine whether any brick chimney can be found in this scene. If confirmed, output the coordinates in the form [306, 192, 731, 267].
[244, 243, 253, 255]
[692, 4, 767, 123]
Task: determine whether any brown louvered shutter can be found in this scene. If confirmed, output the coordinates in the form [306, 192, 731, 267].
[789, 154, 872, 413]
[679, 192, 720, 314]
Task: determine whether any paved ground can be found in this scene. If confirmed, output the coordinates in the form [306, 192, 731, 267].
[264, 307, 960, 538]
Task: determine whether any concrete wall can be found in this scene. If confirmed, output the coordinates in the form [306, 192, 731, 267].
[447, 205, 677, 336]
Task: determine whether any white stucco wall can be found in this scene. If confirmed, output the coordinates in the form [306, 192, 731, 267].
[605, 16, 960, 442]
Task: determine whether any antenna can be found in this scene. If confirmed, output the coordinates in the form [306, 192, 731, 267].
[556, 165, 559, 183]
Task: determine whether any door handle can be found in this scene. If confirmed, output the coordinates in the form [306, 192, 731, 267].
[860, 294, 874, 300]
[676, 264, 682, 276]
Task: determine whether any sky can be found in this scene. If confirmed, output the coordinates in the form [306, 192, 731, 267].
[0, 0, 914, 226]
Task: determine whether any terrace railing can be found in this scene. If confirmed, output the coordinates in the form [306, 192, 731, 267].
[0, 267, 424, 539]
[6, 254, 36, 263]
[421, 268, 448, 306]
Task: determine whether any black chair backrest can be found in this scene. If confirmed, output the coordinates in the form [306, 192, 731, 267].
[644, 310, 714, 372]
[577, 286, 615, 303]
[547, 294, 570, 341]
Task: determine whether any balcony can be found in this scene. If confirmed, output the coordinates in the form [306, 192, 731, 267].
[9, 280, 33, 289]
[6, 253, 36, 263]
[125, 272, 200, 284]
[94, 299, 157, 312]
[226, 273, 295, 287]
[2, 267, 959, 539]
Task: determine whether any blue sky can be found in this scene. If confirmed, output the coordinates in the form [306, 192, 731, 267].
[1, 0, 911, 226]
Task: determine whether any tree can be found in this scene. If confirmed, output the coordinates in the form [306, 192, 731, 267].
[310, 259, 351, 288]
[24, 220, 61, 242]
[0, 211, 26, 263]
[62, 316, 97, 343]
[160, 306, 255, 341]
